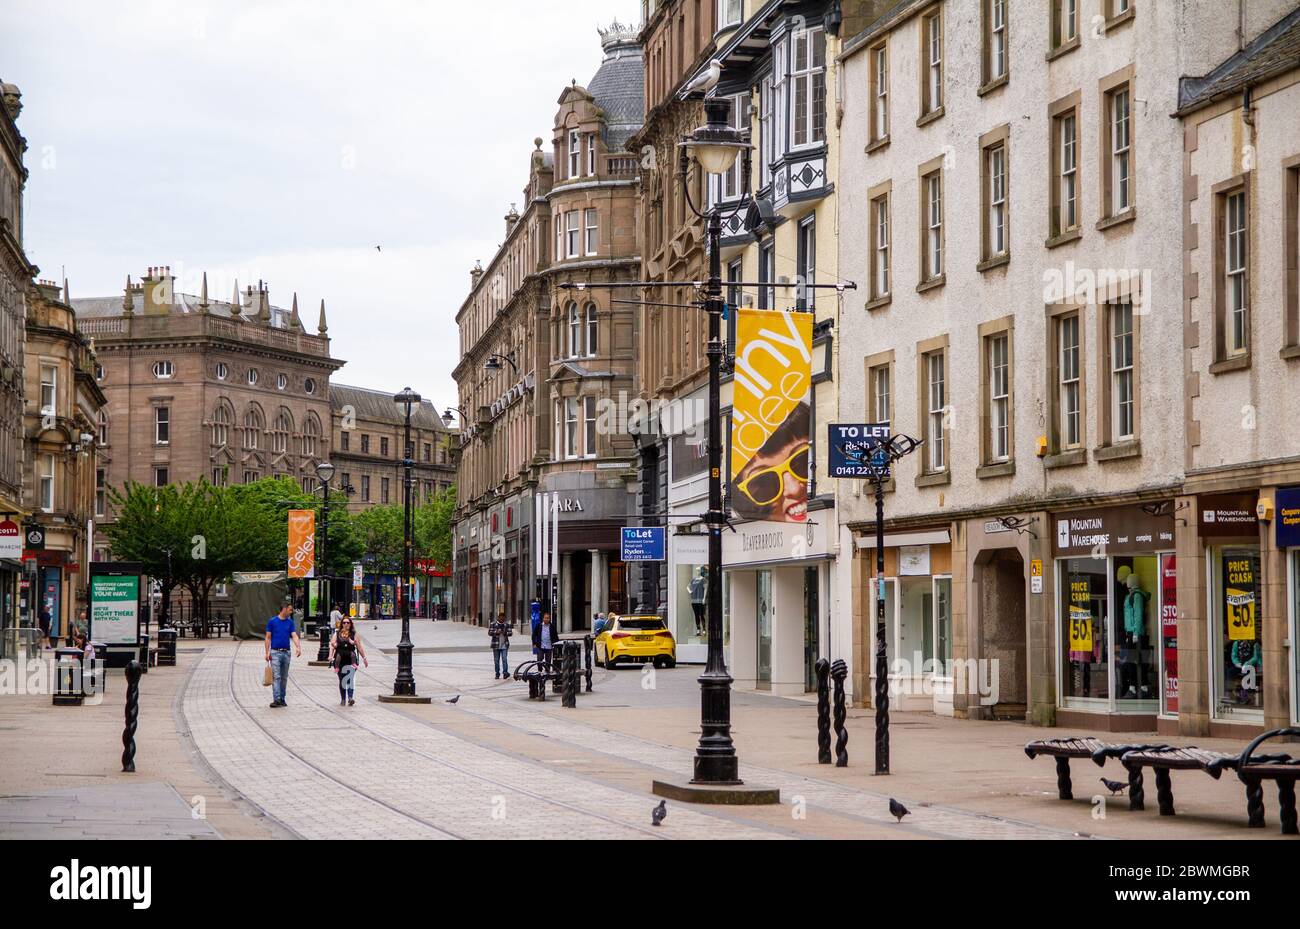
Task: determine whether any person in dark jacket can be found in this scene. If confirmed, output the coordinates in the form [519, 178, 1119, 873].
[532, 611, 556, 673]
[489, 613, 512, 680]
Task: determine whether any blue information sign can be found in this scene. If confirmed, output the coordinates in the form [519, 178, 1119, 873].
[828, 424, 892, 478]
[621, 527, 666, 562]
[1277, 486, 1300, 548]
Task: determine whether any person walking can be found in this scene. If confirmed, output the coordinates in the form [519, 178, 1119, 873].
[329, 618, 367, 706]
[489, 612, 512, 680]
[329, 602, 344, 632]
[264, 602, 302, 708]
[37, 604, 51, 650]
[532, 611, 555, 674]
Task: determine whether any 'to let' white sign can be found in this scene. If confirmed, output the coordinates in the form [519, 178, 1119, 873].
[0, 520, 20, 560]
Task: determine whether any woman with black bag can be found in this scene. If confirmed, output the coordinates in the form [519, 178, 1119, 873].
[329, 618, 368, 706]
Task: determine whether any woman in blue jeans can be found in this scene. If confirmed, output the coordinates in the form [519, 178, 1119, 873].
[329, 618, 368, 706]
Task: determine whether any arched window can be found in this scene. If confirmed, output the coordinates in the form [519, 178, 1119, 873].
[302, 413, 320, 458]
[97, 409, 109, 446]
[211, 403, 231, 447]
[272, 409, 293, 454]
[585, 303, 598, 357]
[568, 302, 581, 358]
[243, 406, 264, 450]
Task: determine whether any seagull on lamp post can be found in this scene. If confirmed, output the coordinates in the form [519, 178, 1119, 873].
[679, 59, 722, 100]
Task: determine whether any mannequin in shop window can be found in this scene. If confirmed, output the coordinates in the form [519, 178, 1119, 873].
[1118, 567, 1152, 699]
[688, 567, 709, 637]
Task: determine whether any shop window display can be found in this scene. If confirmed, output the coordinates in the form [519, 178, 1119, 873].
[676, 562, 709, 646]
[1061, 558, 1109, 701]
[1212, 546, 1263, 717]
[1111, 555, 1158, 705]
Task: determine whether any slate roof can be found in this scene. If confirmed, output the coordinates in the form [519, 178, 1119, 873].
[72, 292, 287, 326]
[329, 382, 452, 432]
[588, 34, 644, 153]
[1177, 5, 1300, 114]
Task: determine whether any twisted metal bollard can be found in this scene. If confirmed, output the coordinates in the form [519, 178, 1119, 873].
[874, 620, 890, 774]
[815, 658, 831, 764]
[122, 660, 142, 773]
[583, 635, 594, 692]
[831, 659, 848, 768]
[562, 643, 578, 709]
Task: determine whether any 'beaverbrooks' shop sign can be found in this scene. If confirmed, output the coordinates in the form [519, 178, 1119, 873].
[1052, 503, 1175, 558]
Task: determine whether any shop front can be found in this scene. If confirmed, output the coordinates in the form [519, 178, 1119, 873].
[1281, 486, 1300, 725]
[540, 480, 633, 634]
[724, 514, 834, 697]
[1053, 502, 1176, 732]
[855, 529, 954, 715]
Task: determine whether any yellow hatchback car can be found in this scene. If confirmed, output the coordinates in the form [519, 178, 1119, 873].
[594, 614, 675, 669]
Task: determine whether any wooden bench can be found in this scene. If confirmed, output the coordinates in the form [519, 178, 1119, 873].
[1024, 737, 1168, 801]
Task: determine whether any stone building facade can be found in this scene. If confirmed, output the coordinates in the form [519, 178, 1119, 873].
[453, 24, 644, 632]
[23, 280, 106, 640]
[74, 271, 343, 504]
[1176, 6, 1300, 733]
[834, 0, 1300, 735]
[0, 79, 34, 635]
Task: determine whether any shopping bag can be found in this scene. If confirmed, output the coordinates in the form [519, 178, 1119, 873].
[263, 662, 274, 687]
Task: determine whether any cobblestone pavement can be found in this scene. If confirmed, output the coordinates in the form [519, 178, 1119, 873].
[0, 782, 220, 840]
[181, 621, 1087, 840]
[183, 641, 788, 840]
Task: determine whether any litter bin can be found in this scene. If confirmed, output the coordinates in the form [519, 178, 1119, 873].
[157, 628, 177, 667]
[53, 648, 85, 706]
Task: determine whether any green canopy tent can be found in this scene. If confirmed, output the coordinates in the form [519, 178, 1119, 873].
[232, 571, 288, 640]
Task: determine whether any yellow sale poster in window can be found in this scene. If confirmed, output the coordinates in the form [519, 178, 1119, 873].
[730, 309, 813, 524]
[287, 509, 316, 579]
[1069, 605, 1094, 653]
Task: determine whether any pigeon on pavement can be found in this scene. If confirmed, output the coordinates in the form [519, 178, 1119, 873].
[651, 800, 667, 827]
[1100, 777, 1127, 795]
[446, 695, 460, 705]
[889, 798, 910, 823]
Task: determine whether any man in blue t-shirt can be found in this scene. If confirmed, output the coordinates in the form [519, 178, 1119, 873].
[264, 602, 302, 708]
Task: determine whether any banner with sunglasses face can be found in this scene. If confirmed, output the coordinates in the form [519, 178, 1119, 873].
[731, 309, 813, 524]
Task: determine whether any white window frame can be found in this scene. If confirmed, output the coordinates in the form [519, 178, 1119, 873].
[584, 208, 598, 256]
[759, 76, 774, 188]
[1056, 0, 1078, 46]
[798, 215, 816, 309]
[155, 406, 170, 446]
[556, 212, 565, 262]
[568, 129, 581, 178]
[990, 0, 1007, 81]
[927, 352, 946, 472]
[1059, 315, 1081, 448]
[247, 368, 259, 386]
[39, 364, 57, 416]
[989, 334, 1010, 462]
[586, 132, 596, 176]
[97, 409, 108, 446]
[583, 395, 598, 459]
[791, 27, 826, 149]
[1059, 112, 1078, 232]
[924, 11, 943, 114]
[585, 304, 598, 357]
[566, 211, 580, 259]
[1111, 302, 1135, 441]
[1227, 191, 1248, 354]
[925, 172, 943, 279]
[215, 362, 228, 380]
[40, 453, 54, 512]
[718, 0, 742, 29]
[873, 365, 891, 427]
[152, 360, 174, 379]
[1111, 88, 1132, 214]
[564, 398, 579, 460]
[988, 144, 1007, 256]
[873, 44, 889, 141]
[874, 195, 890, 298]
[568, 303, 581, 358]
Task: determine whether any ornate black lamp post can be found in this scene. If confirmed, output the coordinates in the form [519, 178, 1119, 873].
[314, 460, 335, 663]
[677, 98, 752, 786]
[389, 388, 420, 698]
[845, 433, 922, 776]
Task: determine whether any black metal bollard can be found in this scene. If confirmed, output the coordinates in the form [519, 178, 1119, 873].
[831, 658, 849, 768]
[583, 635, 594, 692]
[815, 658, 832, 764]
[122, 660, 142, 773]
[138, 633, 150, 674]
[562, 643, 578, 709]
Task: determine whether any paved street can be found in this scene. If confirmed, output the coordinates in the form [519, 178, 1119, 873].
[3, 618, 1295, 841]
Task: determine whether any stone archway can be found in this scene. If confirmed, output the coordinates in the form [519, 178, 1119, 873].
[976, 548, 1028, 718]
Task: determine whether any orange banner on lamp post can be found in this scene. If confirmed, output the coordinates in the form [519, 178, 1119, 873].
[287, 509, 316, 579]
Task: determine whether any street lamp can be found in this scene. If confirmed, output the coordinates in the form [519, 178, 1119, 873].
[678, 97, 750, 787]
[314, 460, 336, 664]
[383, 387, 425, 701]
[484, 353, 517, 375]
[844, 433, 923, 776]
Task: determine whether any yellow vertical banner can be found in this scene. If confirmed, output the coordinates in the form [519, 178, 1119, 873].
[287, 509, 316, 579]
[730, 309, 814, 523]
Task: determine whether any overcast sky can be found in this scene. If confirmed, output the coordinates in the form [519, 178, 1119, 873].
[2, 0, 640, 414]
